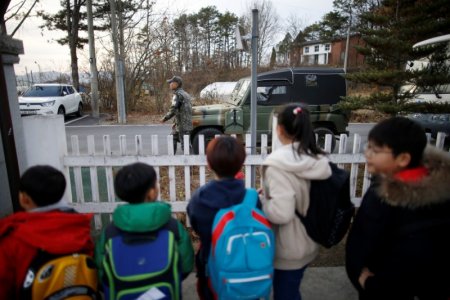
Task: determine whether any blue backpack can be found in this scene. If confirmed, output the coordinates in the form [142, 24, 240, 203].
[208, 189, 275, 300]
[101, 219, 181, 300]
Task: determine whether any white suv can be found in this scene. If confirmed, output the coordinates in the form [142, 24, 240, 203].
[19, 83, 83, 117]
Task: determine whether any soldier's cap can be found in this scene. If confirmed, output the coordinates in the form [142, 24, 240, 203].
[167, 76, 183, 86]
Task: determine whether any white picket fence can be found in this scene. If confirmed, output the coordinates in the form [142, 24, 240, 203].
[64, 131, 448, 229]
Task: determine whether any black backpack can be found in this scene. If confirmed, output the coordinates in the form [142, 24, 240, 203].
[296, 162, 355, 248]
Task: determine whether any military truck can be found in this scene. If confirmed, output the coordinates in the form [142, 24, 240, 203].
[190, 67, 349, 154]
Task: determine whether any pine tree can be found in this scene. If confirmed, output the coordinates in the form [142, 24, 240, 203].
[340, 0, 450, 115]
[270, 47, 276, 68]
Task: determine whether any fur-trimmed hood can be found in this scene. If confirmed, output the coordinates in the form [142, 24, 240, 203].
[378, 146, 450, 209]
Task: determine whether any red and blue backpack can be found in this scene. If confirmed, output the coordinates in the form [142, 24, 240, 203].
[207, 188, 275, 299]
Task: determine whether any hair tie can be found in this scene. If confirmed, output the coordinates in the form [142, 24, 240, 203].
[293, 107, 302, 115]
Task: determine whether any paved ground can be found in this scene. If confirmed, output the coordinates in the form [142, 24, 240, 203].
[181, 267, 358, 300]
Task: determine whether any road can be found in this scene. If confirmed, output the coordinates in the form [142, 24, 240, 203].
[65, 115, 375, 155]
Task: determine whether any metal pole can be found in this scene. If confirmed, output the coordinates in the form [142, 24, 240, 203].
[250, 9, 258, 187]
[87, 0, 99, 118]
[343, 7, 352, 73]
[109, 0, 126, 123]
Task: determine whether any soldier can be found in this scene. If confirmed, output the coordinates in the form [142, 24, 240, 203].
[161, 76, 193, 153]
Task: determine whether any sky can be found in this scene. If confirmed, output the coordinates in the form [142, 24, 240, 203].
[7, 0, 335, 76]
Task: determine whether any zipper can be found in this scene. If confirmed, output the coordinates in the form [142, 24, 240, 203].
[226, 232, 271, 254]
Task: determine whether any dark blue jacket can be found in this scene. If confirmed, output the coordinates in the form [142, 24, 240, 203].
[187, 178, 246, 276]
[346, 147, 450, 299]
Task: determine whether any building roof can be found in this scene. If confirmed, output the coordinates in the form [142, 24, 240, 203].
[299, 40, 330, 47]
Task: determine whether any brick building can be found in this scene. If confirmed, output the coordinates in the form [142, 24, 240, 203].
[289, 34, 366, 70]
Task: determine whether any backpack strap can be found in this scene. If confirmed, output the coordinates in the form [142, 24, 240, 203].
[162, 217, 181, 241]
[242, 188, 258, 208]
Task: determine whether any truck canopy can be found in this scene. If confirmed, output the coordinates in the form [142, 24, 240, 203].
[256, 68, 346, 105]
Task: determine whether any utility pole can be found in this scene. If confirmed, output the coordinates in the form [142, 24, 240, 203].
[343, 5, 352, 73]
[34, 61, 42, 82]
[86, 0, 99, 118]
[250, 9, 258, 188]
[109, 0, 126, 123]
[117, 0, 126, 103]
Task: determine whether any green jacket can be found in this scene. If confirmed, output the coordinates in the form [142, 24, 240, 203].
[95, 201, 194, 279]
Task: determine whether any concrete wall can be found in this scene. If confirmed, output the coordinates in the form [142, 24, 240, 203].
[0, 135, 13, 218]
[22, 115, 71, 201]
[0, 36, 25, 216]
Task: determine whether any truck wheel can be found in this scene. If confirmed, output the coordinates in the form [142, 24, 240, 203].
[314, 127, 336, 152]
[192, 128, 222, 154]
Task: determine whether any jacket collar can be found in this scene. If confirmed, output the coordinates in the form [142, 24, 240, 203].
[378, 146, 450, 209]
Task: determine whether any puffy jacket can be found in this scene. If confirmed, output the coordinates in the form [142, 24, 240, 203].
[0, 210, 94, 299]
[261, 142, 331, 270]
[187, 178, 247, 277]
[346, 147, 450, 299]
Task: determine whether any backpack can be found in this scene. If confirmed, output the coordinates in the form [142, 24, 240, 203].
[297, 162, 355, 248]
[101, 218, 182, 300]
[208, 188, 275, 300]
[21, 251, 99, 300]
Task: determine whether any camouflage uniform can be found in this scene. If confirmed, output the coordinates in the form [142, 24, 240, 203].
[162, 87, 193, 152]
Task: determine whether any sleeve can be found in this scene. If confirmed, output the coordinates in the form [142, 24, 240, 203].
[163, 94, 182, 121]
[262, 166, 297, 224]
[345, 184, 394, 290]
[94, 229, 106, 280]
[176, 222, 194, 279]
[0, 241, 14, 299]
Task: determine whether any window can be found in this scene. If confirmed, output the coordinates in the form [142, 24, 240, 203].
[22, 86, 61, 97]
[67, 86, 75, 94]
[305, 46, 309, 53]
[256, 85, 288, 104]
[314, 45, 319, 52]
[325, 44, 330, 51]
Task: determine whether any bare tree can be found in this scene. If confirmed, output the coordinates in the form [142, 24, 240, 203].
[4, 0, 39, 37]
[285, 13, 306, 41]
[246, 0, 280, 64]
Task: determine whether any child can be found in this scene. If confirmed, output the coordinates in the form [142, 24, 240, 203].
[95, 162, 194, 299]
[260, 103, 332, 300]
[345, 117, 450, 299]
[187, 136, 247, 300]
[0, 165, 94, 299]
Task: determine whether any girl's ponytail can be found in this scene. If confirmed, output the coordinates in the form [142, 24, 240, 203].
[276, 103, 326, 157]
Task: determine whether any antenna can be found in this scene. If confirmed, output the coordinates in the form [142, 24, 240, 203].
[235, 26, 249, 51]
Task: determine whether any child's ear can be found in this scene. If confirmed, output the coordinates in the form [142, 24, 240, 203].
[19, 192, 37, 211]
[146, 186, 159, 202]
[396, 152, 412, 168]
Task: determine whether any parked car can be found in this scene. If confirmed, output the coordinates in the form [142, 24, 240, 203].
[406, 113, 450, 138]
[190, 67, 349, 154]
[19, 83, 83, 117]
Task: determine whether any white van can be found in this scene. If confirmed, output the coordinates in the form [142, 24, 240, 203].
[404, 34, 450, 104]
[405, 34, 450, 138]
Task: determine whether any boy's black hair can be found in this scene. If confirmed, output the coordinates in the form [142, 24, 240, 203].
[114, 163, 157, 203]
[276, 103, 326, 157]
[206, 136, 246, 178]
[368, 117, 427, 168]
[19, 165, 66, 207]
